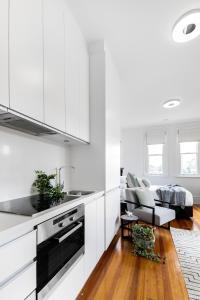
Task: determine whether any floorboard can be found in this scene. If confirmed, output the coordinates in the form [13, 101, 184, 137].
[77, 205, 200, 300]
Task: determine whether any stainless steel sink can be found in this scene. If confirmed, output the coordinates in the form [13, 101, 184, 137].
[67, 190, 95, 196]
[63, 194, 81, 201]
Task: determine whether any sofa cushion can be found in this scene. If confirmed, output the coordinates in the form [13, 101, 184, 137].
[137, 177, 146, 188]
[127, 173, 140, 188]
[133, 206, 176, 226]
[142, 178, 151, 188]
[135, 188, 155, 207]
[125, 188, 140, 204]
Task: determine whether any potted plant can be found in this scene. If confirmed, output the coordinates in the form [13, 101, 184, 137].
[132, 224, 164, 263]
[33, 170, 64, 202]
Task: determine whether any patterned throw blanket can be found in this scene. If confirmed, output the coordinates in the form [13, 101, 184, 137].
[156, 185, 186, 206]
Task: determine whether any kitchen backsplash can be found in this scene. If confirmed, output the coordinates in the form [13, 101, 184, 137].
[0, 126, 70, 202]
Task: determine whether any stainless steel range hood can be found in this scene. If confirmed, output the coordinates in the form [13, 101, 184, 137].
[0, 106, 88, 145]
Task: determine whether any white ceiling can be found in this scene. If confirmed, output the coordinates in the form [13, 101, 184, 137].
[66, 0, 200, 128]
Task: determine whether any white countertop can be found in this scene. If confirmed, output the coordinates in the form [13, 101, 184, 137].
[0, 190, 104, 246]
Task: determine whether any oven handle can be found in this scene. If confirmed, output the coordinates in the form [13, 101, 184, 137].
[53, 221, 83, 243]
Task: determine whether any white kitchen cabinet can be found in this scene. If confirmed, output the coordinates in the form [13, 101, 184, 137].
[65, 8, 80, 138]
[64, 6, 89, 141]
[0, 230, 36, 284]
[26, 291, 36, 300]
[9, 0, 44, 121]
[105, 188, 120, 249]
[85, 196, 105, 280]
[96, 196, 105, 261]
[46, 256, 85, 300]
[79, 35, 89, 142]
[84, 199, 97, 279]
[0, 262, 36, 300]
[43, 0, 65, 131]
[0, 0, 9, 107]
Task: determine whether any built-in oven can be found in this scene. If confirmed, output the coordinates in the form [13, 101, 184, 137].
[36, 204, 84, 299]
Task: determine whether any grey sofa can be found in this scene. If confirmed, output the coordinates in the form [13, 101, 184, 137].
[125, 188, 176, 228]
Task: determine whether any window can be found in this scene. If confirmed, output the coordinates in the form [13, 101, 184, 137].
[180, 142, 199, 175]
[147, 144, 163, 175]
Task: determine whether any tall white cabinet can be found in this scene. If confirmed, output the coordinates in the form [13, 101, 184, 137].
[71, 41, 121, 249]
[10, 0, 44, 122]
[43, 0, 65, 131]
[0, 0, 90, 142]
[0, 0, 9, 107]
[64, 7, 89, 141]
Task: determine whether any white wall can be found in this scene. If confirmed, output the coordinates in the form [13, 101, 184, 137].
[0, 126, 70, 202]
[121, 120, 200, 203]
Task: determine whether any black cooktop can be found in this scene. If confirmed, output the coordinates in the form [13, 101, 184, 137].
[0, 194, 76, 216]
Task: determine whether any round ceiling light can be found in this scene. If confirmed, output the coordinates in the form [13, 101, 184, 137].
[172, 10, 200, 43]
[163, 99, 181, 109]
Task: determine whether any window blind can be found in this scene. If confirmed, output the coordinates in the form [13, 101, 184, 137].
[146, 129, 166, 145]
[178, 127, 200, 142]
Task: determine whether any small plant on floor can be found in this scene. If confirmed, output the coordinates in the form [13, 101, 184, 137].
[132, 224, 165, 263]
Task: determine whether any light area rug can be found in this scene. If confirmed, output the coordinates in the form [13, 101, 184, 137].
[171, 227, 200, 300]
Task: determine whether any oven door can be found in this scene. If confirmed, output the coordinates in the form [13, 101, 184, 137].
[37, 216, 84, 299]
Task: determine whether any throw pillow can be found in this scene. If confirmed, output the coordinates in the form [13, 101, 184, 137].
[135, 188, 155, 207]
[127, 173, 140, 188]
[142, 178, 151, 188]
[137, 177, 146, 188]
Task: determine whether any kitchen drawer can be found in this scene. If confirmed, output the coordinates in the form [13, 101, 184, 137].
[46, 256, 85, 300]
[0, 262, 36, 300]
[0, 230, 36, 284]
[26, 290, 36, 300]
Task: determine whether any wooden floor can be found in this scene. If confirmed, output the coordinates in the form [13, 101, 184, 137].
[77, 205, 200, 300]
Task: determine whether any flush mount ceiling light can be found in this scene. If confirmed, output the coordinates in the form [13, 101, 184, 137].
[172, 10, 200, 43]
[163, 99, 181, 109]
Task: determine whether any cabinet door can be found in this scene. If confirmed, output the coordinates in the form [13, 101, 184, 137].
[26, 291, 36, 300]
[43, 0, 65, 131]
[10, 0, 43, 121]
[84, 199, 97, 280]
[105, 188, 120, 249]
[47, 256, 84, 300]
[0, 262, 36, 300]
[79, 36, 89, 142]
[65, 8, 80, 138]
[0, 230, 36, 284]
[96, 196, 105, 261]
[0, 0, 9, 107]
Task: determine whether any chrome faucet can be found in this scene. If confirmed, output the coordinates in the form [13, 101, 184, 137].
[57, 165, 75, 186]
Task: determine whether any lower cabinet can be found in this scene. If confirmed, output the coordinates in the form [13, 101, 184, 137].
[26, 291, 36, 300]
[96, 196, 105, 261]
[84, 199, 97, 279]
[105, 188, 120, 249]
[85, 196, 105, 280]
[0, 230, 36, 284]
[0, 262, 36, 300]
[45, 256, 85, 300]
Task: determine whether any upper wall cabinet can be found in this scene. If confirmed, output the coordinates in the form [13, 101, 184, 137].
[0, 0, 9, 107]
[43, 0, 66, 132]
[9, 0, 44, 122]
[79, 35, 89, 142]
[64, 7, 89, 142]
